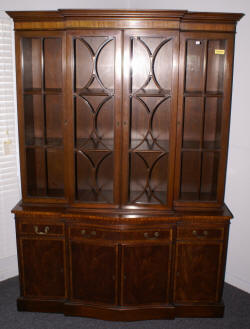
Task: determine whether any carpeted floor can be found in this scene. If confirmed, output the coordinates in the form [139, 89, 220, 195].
[0, 277, 249, 329]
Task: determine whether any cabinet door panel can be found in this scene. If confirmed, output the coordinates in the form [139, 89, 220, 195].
[174, 241, 223, 303]
[121, 243, 171, 305]
[175, 32, 235, 206]
[122, 30, 179, 208]
[20, 238, 66, 298]
[70, 240, 118, 305]
[67, 30, 122, 206]
[16, 31, 66, 201]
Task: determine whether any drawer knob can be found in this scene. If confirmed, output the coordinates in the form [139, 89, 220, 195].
[34, 225, 49, 235]
[91, 230, 97, 236]
[203, 230, 208, 236]
[144, 232, 149, 238]
[81, 229, 86, 235]
[192, 230, 197, 236]
[154, 232, 160, 238]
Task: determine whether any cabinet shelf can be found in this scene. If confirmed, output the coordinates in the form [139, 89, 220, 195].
[75, 138, 114, 151]
[183, 91, 224, 98]
[130, 139, 169, 152]
[75, 88, 114, 96]
[76, 189, 113, 203]
[131, 89, 171, 97]
[25, 138, 63, 148]
[182, 141, 221, 152]
[23, 88, 62, 95]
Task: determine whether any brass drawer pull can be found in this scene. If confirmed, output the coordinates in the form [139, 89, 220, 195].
[34, 225, 49, 235]
[80, 229, 97, 238]
[144, 232, 160, 240]
[192, 230, 209, 238]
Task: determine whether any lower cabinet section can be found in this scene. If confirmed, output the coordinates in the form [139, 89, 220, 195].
[15, 214, 229, 320]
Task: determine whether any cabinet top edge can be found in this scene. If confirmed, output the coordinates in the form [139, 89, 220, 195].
[6, 9, 244, 23]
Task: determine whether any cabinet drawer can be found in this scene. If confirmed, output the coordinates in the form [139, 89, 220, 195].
[122, 229, 172, 241]
[19, 222, 64, 236]
[177, 227, 224, 240]
[69, 226, 119, 241]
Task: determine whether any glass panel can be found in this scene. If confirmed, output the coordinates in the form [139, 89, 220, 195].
[74, 36, 114, 93]
[185, 40, 205, 92]
[44, 38, 62, 91]
[200, 152, 219, 200]
[73, 35, 115, 203]
[179, 37, 227, 202]
[182, 97, 203, 149]
[203, 97, 222, 149]
[45, 95, 63, 146]
[22, 36, 64, 199]
[47, 149, 64, 197]
[22, 38, 42, 91]
[128, 36, 173, 205]
[26, 148, 46, 196]
[24, 95, 44, 146]
[180, 151, 201, 200]
[206, 40, 226, 93]
[76, 152, 113, 203]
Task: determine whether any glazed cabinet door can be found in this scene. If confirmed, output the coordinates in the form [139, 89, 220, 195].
[174, 32, 235, 207]
[17, 220, 66, 299]
[174, 224, 227, 303]
[121, 241, 172, 306]
[66, 30, 122, 206]
[69, 228, 118, 305]
[15, 32, 66, 202]
[121, 30, 179, 208]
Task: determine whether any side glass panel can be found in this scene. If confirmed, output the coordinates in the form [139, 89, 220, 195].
[22, 37, 64, 197]
[73, 35, 115, 203]
[127, 35, 175, 205]
[179, 38, 226, 201]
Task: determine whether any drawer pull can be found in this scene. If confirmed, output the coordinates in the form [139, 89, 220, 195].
[34, 225, 49, 235]
[144, 232, 160, 240]
[192, 230, 209, 238]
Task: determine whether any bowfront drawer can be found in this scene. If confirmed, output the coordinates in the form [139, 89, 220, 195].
[177, 226, 224, 240]
[69, 226, 120, 241]
[19, 222, 64, 237]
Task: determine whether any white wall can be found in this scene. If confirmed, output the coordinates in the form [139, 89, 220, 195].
[1, 0, 249, 294]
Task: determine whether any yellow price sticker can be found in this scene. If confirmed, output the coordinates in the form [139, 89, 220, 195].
[215, 49, 225, 55]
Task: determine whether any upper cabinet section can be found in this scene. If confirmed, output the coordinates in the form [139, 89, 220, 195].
[8, 10, 243, 210]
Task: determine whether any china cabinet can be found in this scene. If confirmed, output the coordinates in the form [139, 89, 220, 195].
[7, 9, 243, 320]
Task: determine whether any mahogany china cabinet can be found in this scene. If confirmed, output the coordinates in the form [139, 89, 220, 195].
[7, 9, 243, 321]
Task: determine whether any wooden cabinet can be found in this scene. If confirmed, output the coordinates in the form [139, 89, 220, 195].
[8, 9, 243, 321]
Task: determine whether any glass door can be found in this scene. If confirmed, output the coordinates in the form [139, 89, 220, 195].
[174, 32, 235, 207]
[121, 30, 179, 208]
[67, 30, 122, 206]
[17, 32, 66, 201]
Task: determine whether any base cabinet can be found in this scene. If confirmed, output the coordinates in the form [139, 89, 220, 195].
[15, 214, 230, 320]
